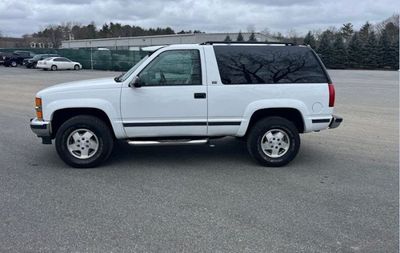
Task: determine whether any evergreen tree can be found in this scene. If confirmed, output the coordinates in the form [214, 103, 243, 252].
[86, 22, 97, 39]
[317, 31, 333, 67]
[340, 23, 354, 43]
[383, 22, 399, 70]
[224, 35, 232, 42]
[393, 37, 399, 70]
[378, 25, 399, 69]
[347, 33, 362, 68]
[248, 32, 257, 42]
[363, 31, 378, 69]
[99, 24, 110, 38]
[359, 22, 372, 42]
[303, 31, 316, 49]
[377, 29, 389, 68]
[331, 33, 347, 69]
[236, 31, 244, 42]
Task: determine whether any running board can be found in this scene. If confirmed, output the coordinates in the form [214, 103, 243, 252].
[127, 139, 208, 146]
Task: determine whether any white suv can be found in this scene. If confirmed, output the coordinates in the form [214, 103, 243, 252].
[30, 42, 342, 168]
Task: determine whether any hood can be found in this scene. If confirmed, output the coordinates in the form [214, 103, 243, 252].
[37, 77, 118, 97]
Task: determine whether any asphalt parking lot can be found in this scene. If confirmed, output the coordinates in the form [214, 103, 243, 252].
[0, 67, 398, 252]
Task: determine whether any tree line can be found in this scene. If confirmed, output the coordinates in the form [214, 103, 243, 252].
[307, 17, 399, 70]
[224, 15, 399, 70]
[30, 22, 200, 48]
[31, 22, 255, 45]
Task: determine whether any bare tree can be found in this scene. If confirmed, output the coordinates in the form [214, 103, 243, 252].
[287, 29, 299, 44]
[261, 27, 271, 36]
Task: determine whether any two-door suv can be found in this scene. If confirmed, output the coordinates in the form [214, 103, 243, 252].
[30, 42, 342, 168]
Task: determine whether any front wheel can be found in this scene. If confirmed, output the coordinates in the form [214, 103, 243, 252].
[55, 115, 114, 168]
[51, 65, 57, 71]
[74, 64, 80, 70]
[247, 117, 300, 167]
[10, 61, 17, 67]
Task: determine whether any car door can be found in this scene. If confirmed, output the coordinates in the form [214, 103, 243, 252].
[64, 58, 75, 69]
[52, 58, 62, 69]
[60, 57, 72, 69]
[53, 57, 66, 69]
[120, 48, 208, 138]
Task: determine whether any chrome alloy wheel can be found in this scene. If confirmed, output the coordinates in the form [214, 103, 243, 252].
[67, 129, 99, 159]
[260, 129, 290, 158]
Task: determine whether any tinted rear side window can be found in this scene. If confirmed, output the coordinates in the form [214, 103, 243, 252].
[214, 46, 328, 84]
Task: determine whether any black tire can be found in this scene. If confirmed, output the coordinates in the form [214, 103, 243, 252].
[11, 61, 17, 67]
[55, 115, 114, 168]
[51, 65, 57, 71]
[74, 64, 80, 70]
[247, 117, 300, 167]
[33, 63, 37, 69]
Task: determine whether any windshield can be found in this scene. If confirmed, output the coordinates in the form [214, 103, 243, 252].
[115, 55, 149, 82]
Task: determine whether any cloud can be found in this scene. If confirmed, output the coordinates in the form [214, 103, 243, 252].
[0, 0, 397, 37]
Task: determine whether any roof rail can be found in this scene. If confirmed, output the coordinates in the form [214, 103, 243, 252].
[200, 41, 296, 46]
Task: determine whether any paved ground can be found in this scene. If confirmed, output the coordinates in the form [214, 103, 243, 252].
[0, 67, 398, 252]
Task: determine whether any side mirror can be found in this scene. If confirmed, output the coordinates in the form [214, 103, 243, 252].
[130, 76, 142, 88]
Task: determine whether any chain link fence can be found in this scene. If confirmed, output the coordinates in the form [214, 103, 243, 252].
[0, 48, 148, 71]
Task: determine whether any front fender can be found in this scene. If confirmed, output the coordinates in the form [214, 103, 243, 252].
[44, 98, 126, 138]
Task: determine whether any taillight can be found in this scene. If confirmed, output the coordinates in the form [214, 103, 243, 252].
[328, 83, 335, 107]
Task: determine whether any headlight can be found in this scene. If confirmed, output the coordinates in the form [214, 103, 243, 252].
[35, 97, 43, 120]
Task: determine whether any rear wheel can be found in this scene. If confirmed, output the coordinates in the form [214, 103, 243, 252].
[55, 115, 114, 168]
[51, 65, 57, 71]
[10, 61, 17, 67]
[247, 117, 300, 167]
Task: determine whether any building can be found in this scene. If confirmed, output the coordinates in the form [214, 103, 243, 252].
[0, 37, 26, 48]
[0, 37, 53, 49]
[61, 32, 278, 50]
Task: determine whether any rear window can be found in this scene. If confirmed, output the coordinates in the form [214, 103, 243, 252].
[213, 45, 329, 84]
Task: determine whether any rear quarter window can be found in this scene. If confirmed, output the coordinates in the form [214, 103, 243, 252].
[213, 46, 329, 84]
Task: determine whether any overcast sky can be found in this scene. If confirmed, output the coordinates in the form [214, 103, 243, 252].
[0, 0, 398, 37]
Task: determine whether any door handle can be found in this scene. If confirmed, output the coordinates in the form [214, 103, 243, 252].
[194, 93, 206, 99]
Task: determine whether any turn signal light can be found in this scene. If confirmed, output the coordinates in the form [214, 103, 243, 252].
[35, 97, 42, 107]
[35, 97, 43, 120]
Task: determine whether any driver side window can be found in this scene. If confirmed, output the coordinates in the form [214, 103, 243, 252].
[138, 50, 201, 86]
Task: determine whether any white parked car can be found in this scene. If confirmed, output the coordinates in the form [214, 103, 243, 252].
[30, 42, 342, 168]
[36, 57, 82, 71]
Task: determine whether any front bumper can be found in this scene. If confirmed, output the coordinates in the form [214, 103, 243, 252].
[30, 117, 51, 137]
[329, 115, 343, 129]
